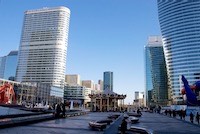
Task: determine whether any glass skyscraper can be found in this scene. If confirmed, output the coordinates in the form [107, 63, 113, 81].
[16, 7, 70, 88]
[103, 71, 113, 91]
[157, 1, 200, 104]
[4, 51, 18, 80]
[0, 56, 6, 78]
[0, 51, 18, 80]
[145, 36, 168, 107]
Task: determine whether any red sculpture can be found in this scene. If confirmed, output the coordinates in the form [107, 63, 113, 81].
[0, 83, 16, 104]
[181, 85, 196, 95]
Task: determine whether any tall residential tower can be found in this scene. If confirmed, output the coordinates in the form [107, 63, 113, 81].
[16, 7, 70, 88]
[157, 1, 200, 104]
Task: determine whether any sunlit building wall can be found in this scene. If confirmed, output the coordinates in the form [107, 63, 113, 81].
[98, 80, 103, 91]
[82, 80, 94, 90]
[16, 7, 70, 88]
[95, 84, 100, 90]
[65, 74, 81, 86]
[157, 1, 200, 104]
[64, 84, 91, 106]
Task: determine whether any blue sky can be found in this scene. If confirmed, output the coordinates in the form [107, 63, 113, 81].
[0, 0, 161, 104]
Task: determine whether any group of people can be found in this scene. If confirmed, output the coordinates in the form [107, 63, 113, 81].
[54, 103, 66, 118]
[189, 112, 199, 124]
[164, 109, 200, 124]
[164, 109, 186, 120]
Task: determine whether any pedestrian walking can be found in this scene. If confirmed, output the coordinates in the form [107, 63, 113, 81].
[55, 103, 61, 118]
[182, 110, 186, 120]
[121, 118, 127, 134]
[179, 110, 183, 120]
[165, 110, 168, 116]
[169, 110, 172, 117]
[173, 110, 176, 118]
[190, 112, 194, 123]
[62, 103, 66, 117]
[196, 112, 199, 124]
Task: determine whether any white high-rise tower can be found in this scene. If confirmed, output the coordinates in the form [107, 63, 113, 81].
[16, 7, 70, 88]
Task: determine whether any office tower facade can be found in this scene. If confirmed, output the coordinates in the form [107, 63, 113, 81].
[135, 91, 139, 100]
[157, 1, 200, 104]
[82, 80, 94, 89]
[103, 71, 113, 91]
[133, 91, 145, 107]
[98, 80, 103, 91]
[95, 84, 100, 90]
[0, 51, 18, 80]
[145, 36, 168, 106]
[65, 74, 81, 86]
[4, 51, 18, 80]
[0, 56, 6, 78]
[16, 7, 70, 88]
[64, 85, 91, 106]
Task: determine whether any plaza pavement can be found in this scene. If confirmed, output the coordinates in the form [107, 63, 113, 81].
[0, 112, 122, 134]
[128, 112, 200, 134]
[1, 111, 200, 134]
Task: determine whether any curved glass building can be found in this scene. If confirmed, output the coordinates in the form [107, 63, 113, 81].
[157, 1, 200, 104]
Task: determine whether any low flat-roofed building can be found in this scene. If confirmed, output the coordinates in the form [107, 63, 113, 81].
[0, 79, 63, 106]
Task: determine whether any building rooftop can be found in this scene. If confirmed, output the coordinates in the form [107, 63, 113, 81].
[8, 51, 18, 56]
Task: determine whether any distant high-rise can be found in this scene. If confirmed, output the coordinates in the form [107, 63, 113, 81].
[0, 51, 18, 80]
[0, 56, 6, 78]
[82, 80, 94, 89]
[16, 7, 70, 88]
[94, 84, 100, 90]
[134, 91, 145, 107]
[157, 1, 200, 104]
[65, 74, 80, 86]
[103, 71, 113, 91]
[135, 91, 139, 100]
[145, 36, 168, 106]
[98, 80, 103, 91]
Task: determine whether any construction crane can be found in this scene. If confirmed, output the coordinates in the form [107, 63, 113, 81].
[0, 83, 16, 104]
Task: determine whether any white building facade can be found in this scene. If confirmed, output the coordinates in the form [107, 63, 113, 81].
[64, 84, 92, 107]
[16, 7, 70, 88]
[157, 1, 200, 104]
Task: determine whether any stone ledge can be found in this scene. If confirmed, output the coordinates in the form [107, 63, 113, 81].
[0, 111, 88, 129]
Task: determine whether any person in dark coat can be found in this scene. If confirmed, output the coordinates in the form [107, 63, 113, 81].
[56, 104, 61, 118]
[182, 110, 186, 120]
[196, 112, 199, 124]
[179, 110, 183, 120]
[62, 103, 66, 117]
[190, 112, 194, 123]
[121, 118, 127, 134]
[172, 110, 176, 118]
[165, 110, 168, 115]
[169, 110, 172, 117]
